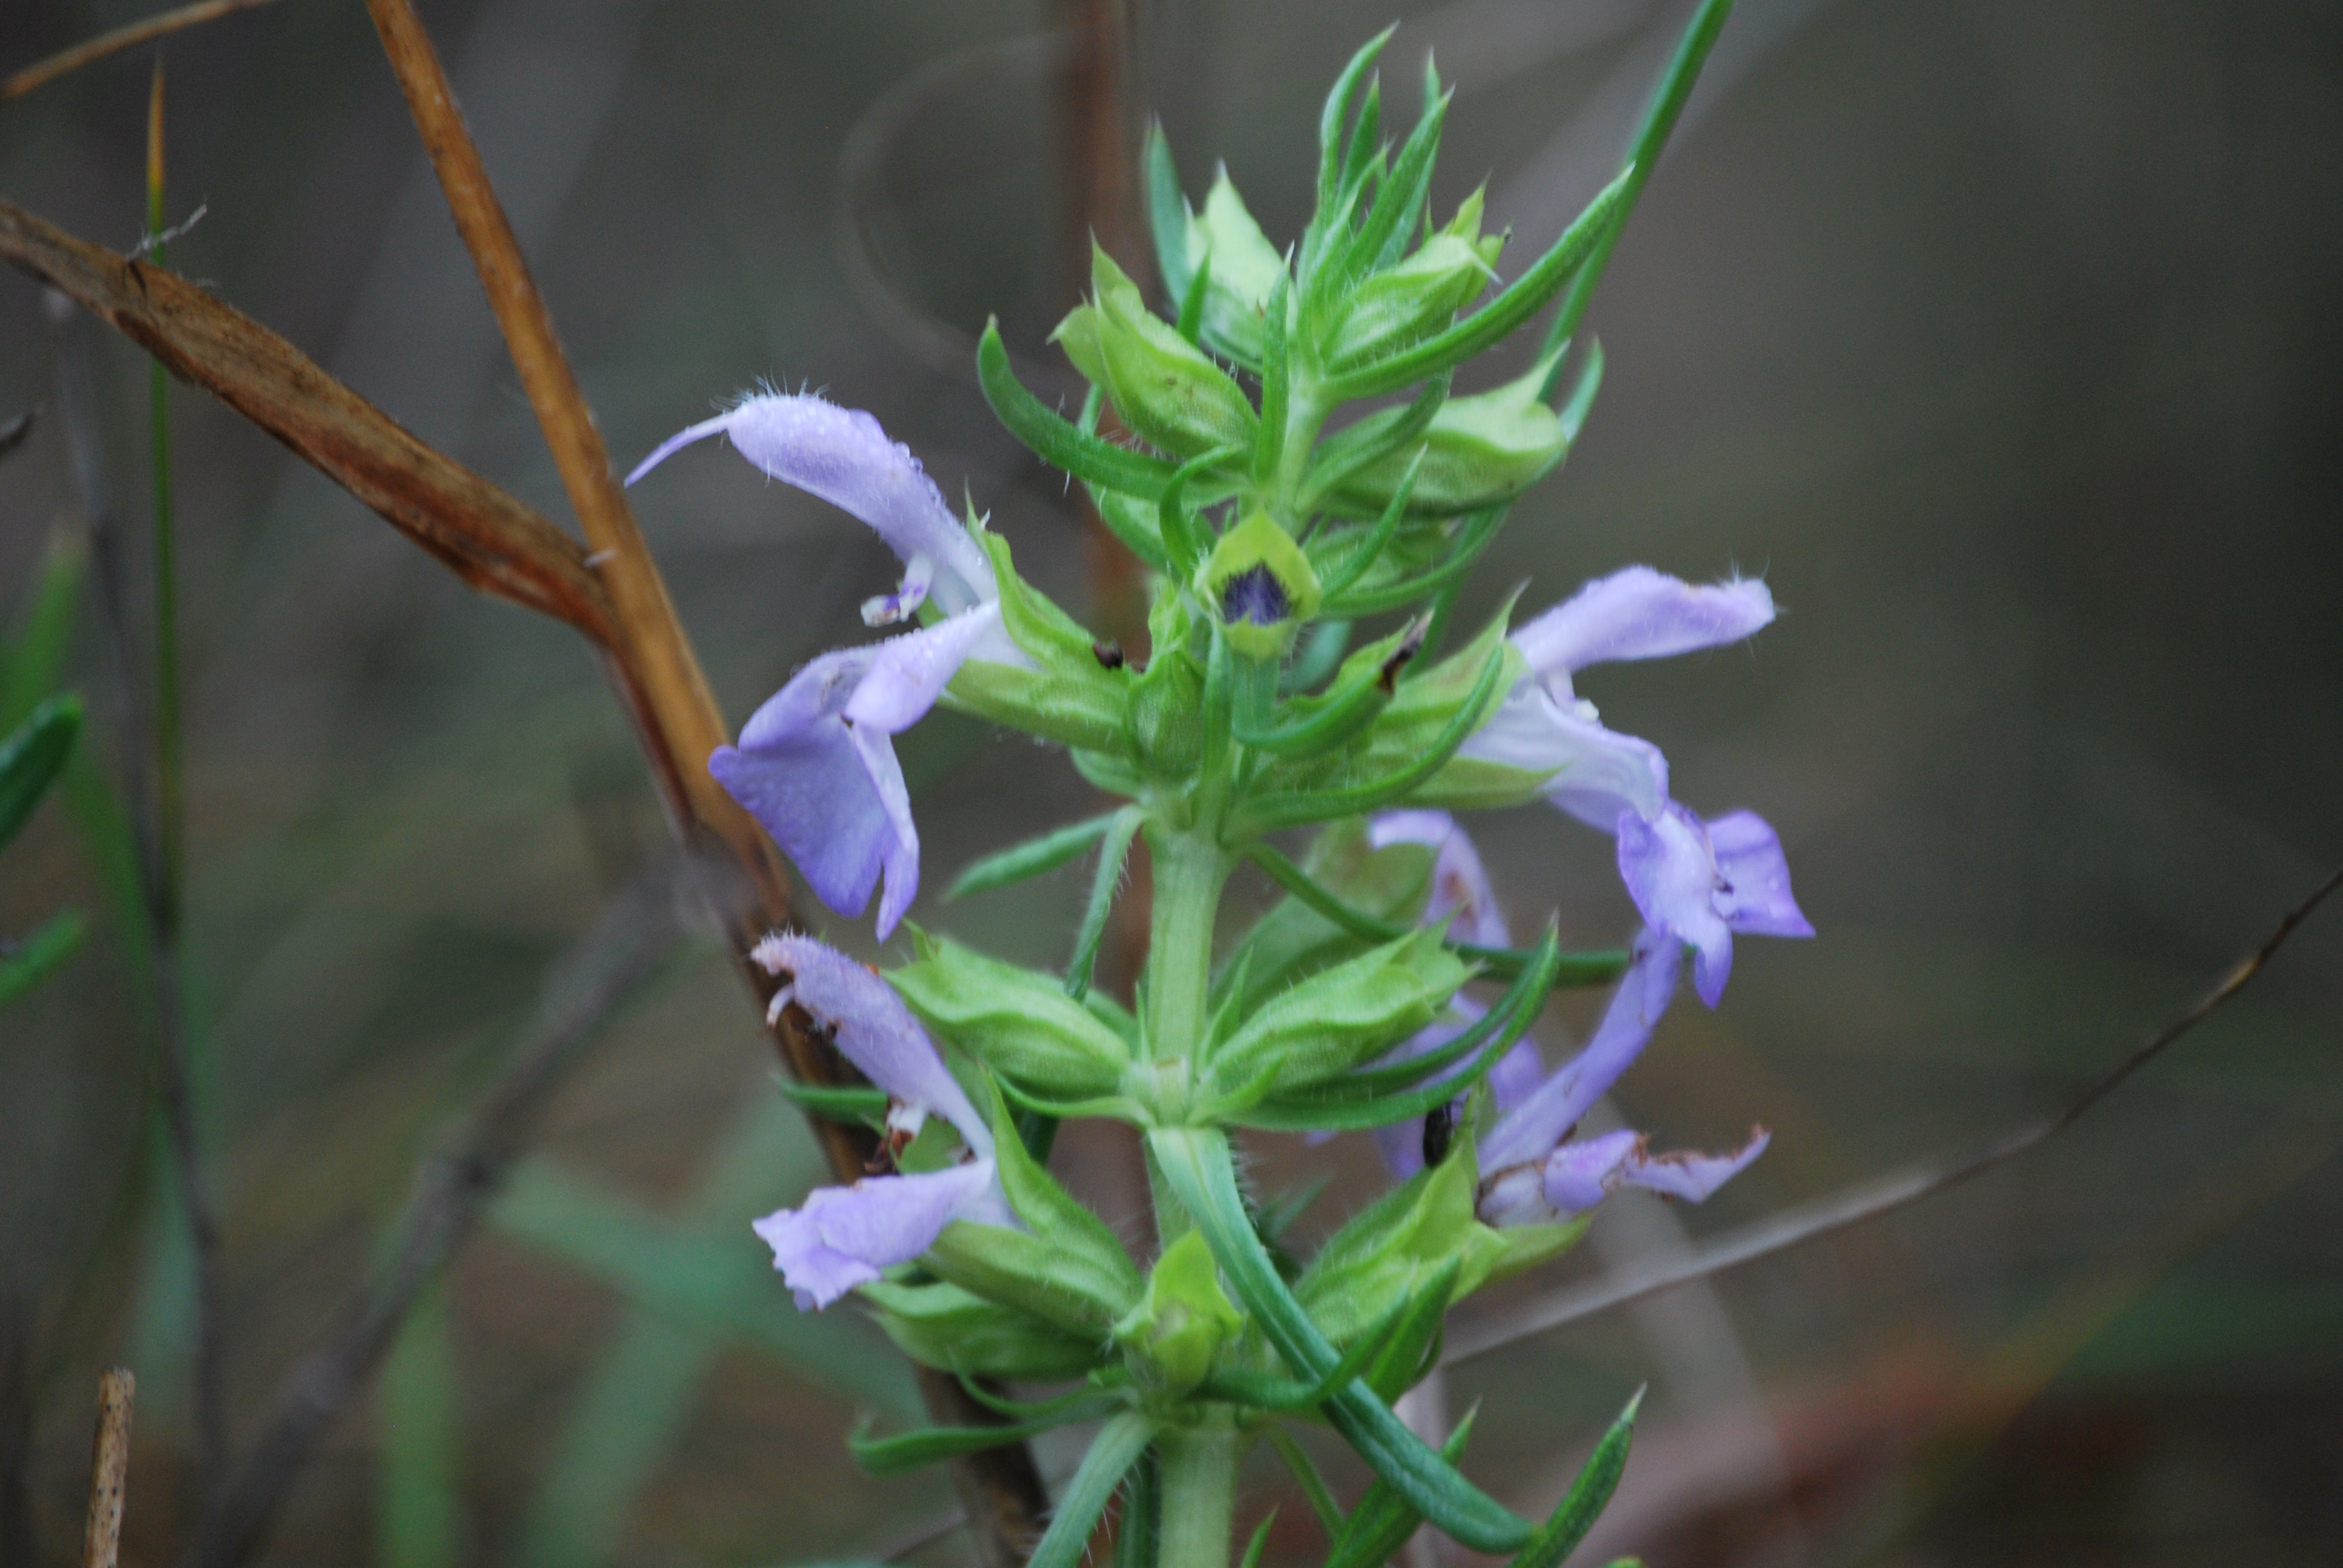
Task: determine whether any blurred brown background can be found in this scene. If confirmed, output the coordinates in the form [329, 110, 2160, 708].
[2, 1, 2340, 1566]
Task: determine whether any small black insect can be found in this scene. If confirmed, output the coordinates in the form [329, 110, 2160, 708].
[1092, 639, 1126, 670]
[1421, 1100, 1460, 1168]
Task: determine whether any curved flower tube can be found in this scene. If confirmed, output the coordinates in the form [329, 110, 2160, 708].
[631, 393, 1030, 938]
[1474, 929, 1768, 1226]
[1459, 565, 1775, 829]
[747, 934, 1014, 1308]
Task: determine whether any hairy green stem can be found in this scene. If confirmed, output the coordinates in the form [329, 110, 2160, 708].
[1155, 1417, 1240, 1568]
[1141, 824, 1229, 1070]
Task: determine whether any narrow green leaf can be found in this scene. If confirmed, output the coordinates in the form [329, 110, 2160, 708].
[1542, 0, 1739, 375]
[1148, 1128, 1533, 1553]
[956, 1373, 1123, 1423]
[1030, 1413, 1156, 1568]
[1067, 808, 1144, 1000]
[1339, 88, 1449, 286]
[0, 694, 82, 851]
[1311, 448, 1429, 598]
[979, 320, 1176, 499]
[1176, 249, 1214, 343]
[1253, 274, 1293, 485]
[1317, 29, 1397, 220]
[1265, 1426, 1345, 1537]
[1320, 171, 1631, 402]
[1146, 122, 1191, 302]
[1159, 445, 1245, 580]
[1322, 506, 1507, 618]
[1557, 340, 1605, 443]
[1233, 644, 1505, 832]
[850, 1400, 1117, 1476]
[0, 909, 87, 1008]
[773, 1080, 888, 1126]
[1325, 1409, 1479, 1568]
[947, 811, 1124, 901]
[1502, 1390, 1643, 1568]
[1303, 372, 1450, 524]
[1238, 1509, 1278, 1568]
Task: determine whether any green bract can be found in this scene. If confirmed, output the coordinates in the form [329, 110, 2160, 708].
[1056, 246, 1259, 463]
[1323, 353, 1572, 520]
[1116, 1232, 1245, 1394]
[1201, 929, 1468, 1109]
[891, 932, 1132, 1097]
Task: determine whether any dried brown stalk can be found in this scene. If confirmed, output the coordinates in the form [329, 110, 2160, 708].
[352, 5, 1049, 1557]
[82, 1368, 134, 1568]
[2, 1, 290, 103]
[0, 201, 616, 642]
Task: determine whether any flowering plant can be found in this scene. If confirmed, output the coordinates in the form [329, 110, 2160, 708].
[631, 16, 1808, 1568]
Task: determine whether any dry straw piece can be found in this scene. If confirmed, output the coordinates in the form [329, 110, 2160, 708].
[83, 1368, 136, 1568]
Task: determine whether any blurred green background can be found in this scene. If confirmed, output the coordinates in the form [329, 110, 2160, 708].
[3, 1, 2339, 1565]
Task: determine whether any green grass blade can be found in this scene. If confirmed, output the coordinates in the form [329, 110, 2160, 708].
[0, 909, 87, 1008]
[377, 1285, 462, 1568]
[0, 694, 82, 851]
[0, 528, 88, 731]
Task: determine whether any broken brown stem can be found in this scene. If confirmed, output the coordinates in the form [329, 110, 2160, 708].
[1, 0, 289, 103]
[0, 201, 616, 642]
[1444, 861, 2343, 1364]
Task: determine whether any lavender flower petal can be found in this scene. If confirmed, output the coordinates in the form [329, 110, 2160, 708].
[1369, 809, 1513, 948]
[1618, 803, 1810, 1007]
[1480, 932, 1681, 1173]
[1536, 1125, 1769, 1217]
[712, 650, 894, 927]
[716, 607, 1005, 939]
[1510, 566, 1775, 694]
[1457, 685, 1673, 829]
[750, 932, 989, 1153]
[628, 393, 997, 618]
[1708, 809, 1814, 938]
[753, 1160, 1000, 1308]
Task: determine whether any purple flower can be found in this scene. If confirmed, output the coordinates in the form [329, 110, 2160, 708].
[747, 935, 1013, 1309]
[1617, 804, 1812, 1008]
[1360, 812, 1544, 1177]
[1460, 566, 1775, 830]
[631, 393, 1028, 938]
[1474, 931, 1769, 1226]
[1455, 565, 1809, 1004]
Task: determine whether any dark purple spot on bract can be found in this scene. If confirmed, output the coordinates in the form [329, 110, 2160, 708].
[1221, 565, 1289, 626]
